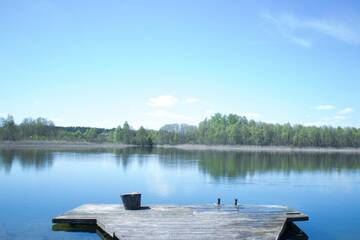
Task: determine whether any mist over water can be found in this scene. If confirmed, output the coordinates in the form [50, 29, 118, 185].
[1, 147, 360, 239]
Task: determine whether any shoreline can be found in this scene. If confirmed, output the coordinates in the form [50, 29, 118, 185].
[158, 144, 360, 153]
[1, 141, 360, 153]
[0, 141, 133, 150]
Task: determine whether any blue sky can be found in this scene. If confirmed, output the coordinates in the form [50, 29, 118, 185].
[0, 0, 359, 129]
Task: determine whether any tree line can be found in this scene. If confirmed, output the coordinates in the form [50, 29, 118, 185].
[1, 113, 360, 148]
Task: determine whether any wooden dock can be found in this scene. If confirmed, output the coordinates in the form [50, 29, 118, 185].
[52, 204, 308, 239]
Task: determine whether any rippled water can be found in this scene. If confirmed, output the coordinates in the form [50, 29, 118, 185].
[1, 147, 360, 239]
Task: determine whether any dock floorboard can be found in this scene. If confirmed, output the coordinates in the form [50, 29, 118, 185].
[52, 204, 308, 240]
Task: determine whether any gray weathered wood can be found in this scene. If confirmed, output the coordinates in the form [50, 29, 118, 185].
[53, 204, 308, 240]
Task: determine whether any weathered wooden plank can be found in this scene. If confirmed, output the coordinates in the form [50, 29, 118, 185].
[53, 204, 308, 240]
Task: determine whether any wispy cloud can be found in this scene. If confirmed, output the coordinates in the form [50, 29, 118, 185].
[314, 104, 352, 123]
[185, 97, 199, 104]
[316, 104, 336, 110]
[333, 115, 346, 120]
[284, 34, 312, 48]
[304, 121, 331, 127]
[50, 117, 66, 125]
[147, 110, 192, 121]
[244, 112, 260, 119]
[147, 95, 178, 108]
[205, 109, 216, 116]
[305, 107, 353, 126]
[263, 13, 312, 48]
[263, 13, 360, 47]
[303, 19, 360, 45]
[337, 107, 353, 115]
[305, 117, 343, 126]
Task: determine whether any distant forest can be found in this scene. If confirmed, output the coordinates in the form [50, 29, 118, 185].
[1, 114, 360, 148]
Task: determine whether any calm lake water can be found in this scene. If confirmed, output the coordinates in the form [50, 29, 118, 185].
[1, 147, 360, 240]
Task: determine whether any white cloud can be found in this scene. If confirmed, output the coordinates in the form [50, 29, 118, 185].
[284, 34, 312, 48]
[305, 116, 341, 126]
[337, 107, 353, 115]
[316, 104, 336, 110]
[145, 110, 196, 129]
[334, 115, 346, 120]
[147, 110, 192, 121]
[304, 121, 330, 127]
[244, 112, 260, 119]
[50, 117, 66, 125]
[147, 95, 178, 108]
[305, 112, 350, 127]
[304, 19, 360, 45]
[204, 110, 260, 119]
[263, 13, 360, 46]
[205, 109, 216, 116]
[185, 97, 199, 104]
[263, 13, 312, 48]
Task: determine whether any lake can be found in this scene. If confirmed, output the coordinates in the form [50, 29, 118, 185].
[1, 147, 360, 239]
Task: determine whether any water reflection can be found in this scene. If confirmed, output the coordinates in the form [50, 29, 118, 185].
[1, 147, 360, 240]
[1, 147, 360, 179]
[0, 149, 54, 172]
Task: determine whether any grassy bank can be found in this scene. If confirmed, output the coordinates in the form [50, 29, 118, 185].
[158, 144, 360, 153]
[0, 140, 133, 150]
[1, 141, 360, 153]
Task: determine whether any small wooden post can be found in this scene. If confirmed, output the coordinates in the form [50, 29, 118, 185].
[217, 198, 221, 206]
[121, 192, 141, 210]
[234, 199, 238, 206]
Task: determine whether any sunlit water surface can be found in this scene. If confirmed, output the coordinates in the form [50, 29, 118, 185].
[1, 147, 360, 239]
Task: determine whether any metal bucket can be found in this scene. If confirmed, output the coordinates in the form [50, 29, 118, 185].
[121, 192, 141, 210]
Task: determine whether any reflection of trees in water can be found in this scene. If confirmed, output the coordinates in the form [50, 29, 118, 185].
[113, 148, 197, 169]
[192, 151, 360, 179]
[0, 150, 15, 173]
[1, 147, 360, 179]
[113, 147, 154, 169]
[111, 148, 360, 179]
[0, 147, 152, 173]
[0, 149, 54, 173]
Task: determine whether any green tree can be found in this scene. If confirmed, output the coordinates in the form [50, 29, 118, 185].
[1, 115, 18, 141]
[84, 128, 97, 142]
[121, 122, 134, 144]
[113, 126, 122, 143]
[135, 127, 151, 146]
